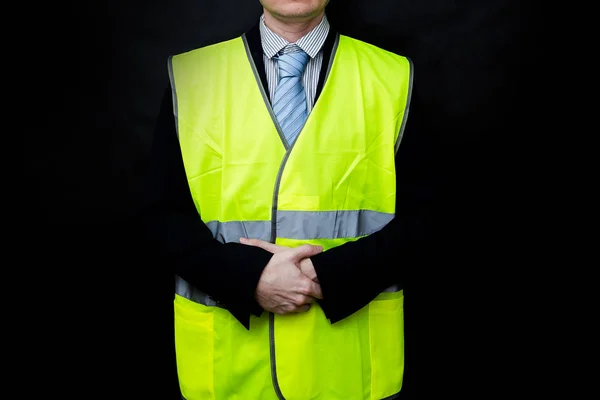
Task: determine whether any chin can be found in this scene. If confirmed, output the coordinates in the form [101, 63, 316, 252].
[273, 2, 323, 19]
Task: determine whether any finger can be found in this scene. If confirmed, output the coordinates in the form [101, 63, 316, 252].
[293, 293, 315, 306]
[301, 270, 317, 282]
[308, 281, 323, 299]
[289, 244, 323, 261]
[292, 304, 311, 313]
[239, 238, 283, 253]
[299, 259, 317, 281]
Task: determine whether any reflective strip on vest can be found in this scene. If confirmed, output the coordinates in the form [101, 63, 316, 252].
[207, 209, 394, 244]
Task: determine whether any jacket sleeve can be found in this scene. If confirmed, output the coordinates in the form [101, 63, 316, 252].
[311, 90, 432, 323]
[141, 88, 272, 329]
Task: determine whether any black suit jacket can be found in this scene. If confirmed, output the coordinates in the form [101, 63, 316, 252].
[142, 22, 432, 329]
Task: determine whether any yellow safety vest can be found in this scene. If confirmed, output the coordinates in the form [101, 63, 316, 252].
[169, 33, 413, 400]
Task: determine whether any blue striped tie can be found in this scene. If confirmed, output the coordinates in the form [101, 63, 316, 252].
[273, 47, 309, 146]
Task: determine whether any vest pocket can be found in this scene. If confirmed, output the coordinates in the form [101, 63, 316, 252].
[174, 294, 274, 400]
[369, 290, 404, 399]
[174, 294, 215, 400]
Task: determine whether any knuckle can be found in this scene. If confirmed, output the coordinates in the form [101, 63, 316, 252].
[306, 280, 317, 293]
[288, 304, 299, 313]
[297, 282, 312, 296]
[294, 295, 308, 306]
[274, 305, 287, 314]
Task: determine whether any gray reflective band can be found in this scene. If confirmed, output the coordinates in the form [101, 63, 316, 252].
[206, 220, 271, 244]
[383, 284, 402, 292]
[206, 209, 395, 244]
[278, 209, 394, 240]
[176, 276, 227, 308]
[167, 56, 179, 138]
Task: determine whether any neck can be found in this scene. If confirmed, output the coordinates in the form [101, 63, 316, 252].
[263, 10, 324, 43]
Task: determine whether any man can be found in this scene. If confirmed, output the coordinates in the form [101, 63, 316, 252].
[144, 0, 430, 398]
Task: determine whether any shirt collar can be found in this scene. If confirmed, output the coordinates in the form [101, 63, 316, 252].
[259, 13, 330, 59]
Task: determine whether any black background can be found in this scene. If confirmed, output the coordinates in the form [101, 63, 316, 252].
[23, 0, 546, 398]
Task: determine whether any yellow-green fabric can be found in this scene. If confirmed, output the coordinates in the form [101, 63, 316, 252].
[169, 33, 412, 400]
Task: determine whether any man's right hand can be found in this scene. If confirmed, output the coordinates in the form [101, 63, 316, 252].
[255, 244, 324, 314]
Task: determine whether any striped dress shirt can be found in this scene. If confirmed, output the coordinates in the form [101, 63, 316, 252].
[259, 14, 330, 114]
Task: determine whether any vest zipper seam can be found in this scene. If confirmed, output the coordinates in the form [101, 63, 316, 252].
[243, 32, 340, 400]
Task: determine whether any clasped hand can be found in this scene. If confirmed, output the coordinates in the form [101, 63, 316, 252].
[240, 238, 322, 315]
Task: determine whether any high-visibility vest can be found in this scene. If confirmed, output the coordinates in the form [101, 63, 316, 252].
[168, 32, 413, 400]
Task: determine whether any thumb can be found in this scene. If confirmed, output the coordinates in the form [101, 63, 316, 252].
[240, 237, 284, 253]
[290, 244, 323, 260]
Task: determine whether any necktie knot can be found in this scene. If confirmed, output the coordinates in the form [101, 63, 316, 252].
[275, 46, 309, 79]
